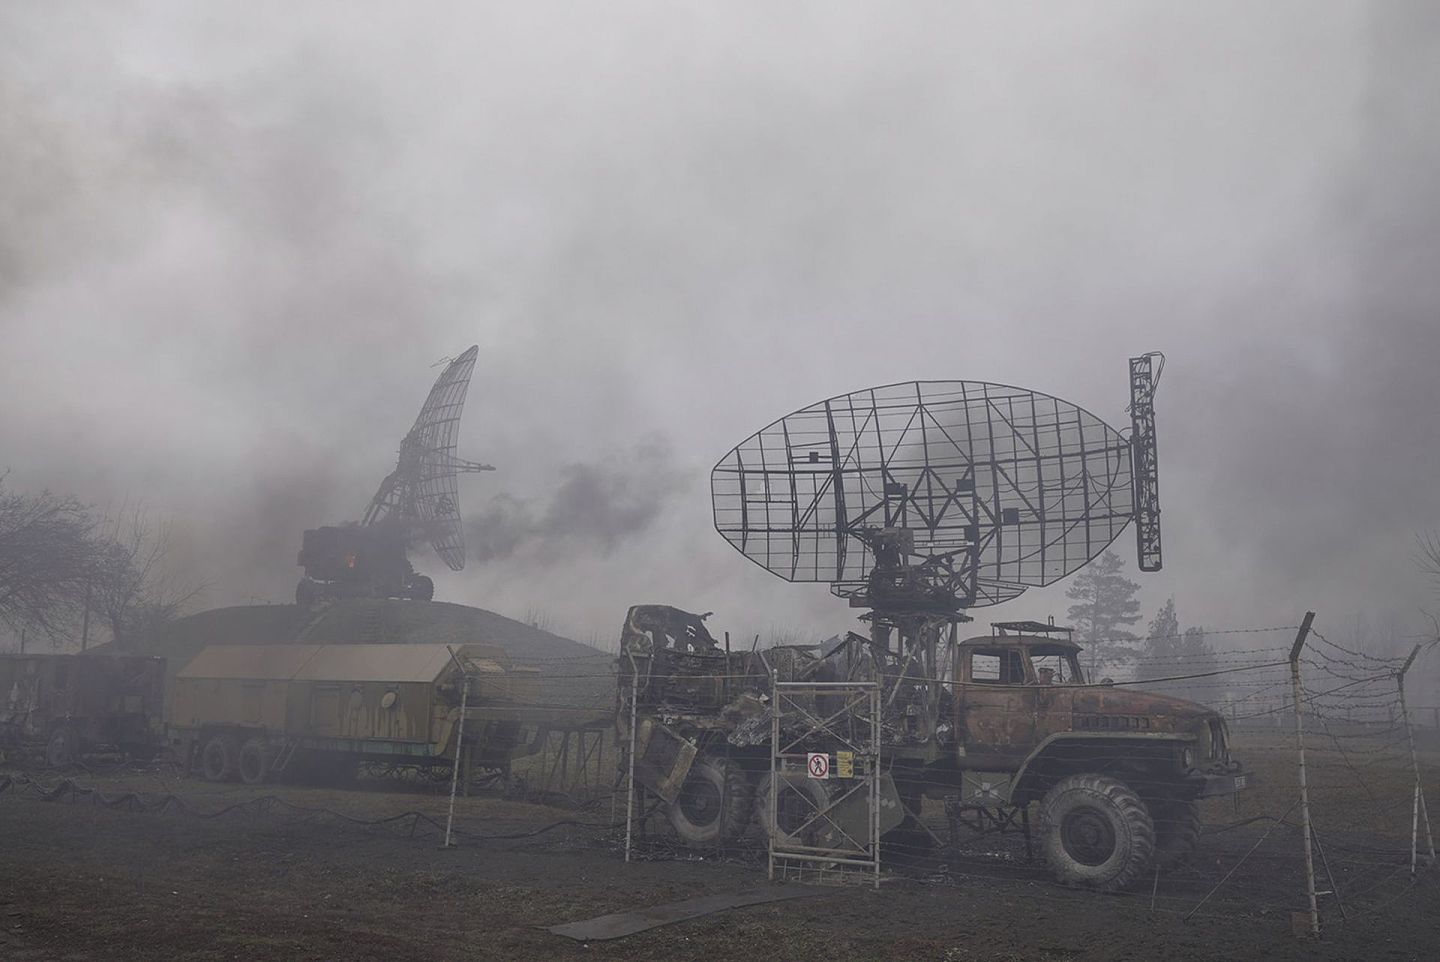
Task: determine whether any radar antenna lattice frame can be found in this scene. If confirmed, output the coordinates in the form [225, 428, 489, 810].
[362, 345, 494, 571]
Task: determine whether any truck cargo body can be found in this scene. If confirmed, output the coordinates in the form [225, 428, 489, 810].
[170, 642, 535, 783]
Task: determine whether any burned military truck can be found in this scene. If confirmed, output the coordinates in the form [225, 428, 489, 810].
[0, 653, 165, 767]
[296, 523, 435, 605]
[637, 355, 1221, 889]
[620, 604, 1247, 891]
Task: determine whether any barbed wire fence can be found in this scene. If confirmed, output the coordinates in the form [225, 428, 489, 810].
[2, 613, 1436, 940]
[494, 613, 1440, 937]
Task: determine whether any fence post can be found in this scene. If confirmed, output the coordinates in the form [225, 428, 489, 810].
[1396, 644, 1436, 873]
[768, 668, 779, 883]
[443, 647, 471, 849]
[1289, 612, 1319, 938]
[624, 651, 640, 863]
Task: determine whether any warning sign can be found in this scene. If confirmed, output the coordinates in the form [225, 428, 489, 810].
[836, 751, 854, 778]
[806, 752, 830, 779]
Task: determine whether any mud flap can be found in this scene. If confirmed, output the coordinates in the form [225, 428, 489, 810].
[823, 774, 906, 844]
[632, 719, 698, 804]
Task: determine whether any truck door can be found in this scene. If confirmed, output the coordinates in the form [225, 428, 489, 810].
[1028, 645, 1080, 744]
[955, 646, 1036, 768]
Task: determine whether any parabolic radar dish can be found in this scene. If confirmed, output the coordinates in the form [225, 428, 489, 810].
[362, 345, 494, 571]
[711, 363, 1160, 611]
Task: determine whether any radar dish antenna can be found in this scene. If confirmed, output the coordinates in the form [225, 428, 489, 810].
[294, 346, 494, 607]
[712, 354, 1162, 617]
[708, 354, 1162, 746]
[362, 345, 495, 570]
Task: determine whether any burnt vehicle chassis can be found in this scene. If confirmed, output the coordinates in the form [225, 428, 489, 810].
[0, 654, 165, 768]
[295, 523, 435, 605]
[618, 605, 1248, 891]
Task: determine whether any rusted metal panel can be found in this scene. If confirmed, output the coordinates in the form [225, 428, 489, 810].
[631, 718, 697, 804]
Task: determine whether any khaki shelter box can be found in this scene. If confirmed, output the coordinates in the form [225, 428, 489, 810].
[171, 643, 534, 785]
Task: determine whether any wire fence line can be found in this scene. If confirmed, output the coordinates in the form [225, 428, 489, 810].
[586, 615, 1439, 932]
[0, 616, 1435, 937]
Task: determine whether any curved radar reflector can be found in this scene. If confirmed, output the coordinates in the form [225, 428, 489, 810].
[411, 346, 478, 570]
[364, 345, 493, 572]
[711, 381, 1135, 608]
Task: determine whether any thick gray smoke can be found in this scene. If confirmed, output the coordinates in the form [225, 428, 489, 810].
[0, 3, 1437, 652]
[466, 438, 689, 563]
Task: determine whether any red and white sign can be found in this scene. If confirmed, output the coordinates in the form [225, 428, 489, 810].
[806, 752, 830, 779]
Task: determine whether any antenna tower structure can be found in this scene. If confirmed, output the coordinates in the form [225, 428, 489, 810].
[362, 345, 495, 569]
[710, 355, 1163, 727]
[295, 346, 494, 605]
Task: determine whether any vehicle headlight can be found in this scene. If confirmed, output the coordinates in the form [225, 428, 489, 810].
[1181, 747, 1195, 769]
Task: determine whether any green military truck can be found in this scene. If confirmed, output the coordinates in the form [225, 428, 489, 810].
[170, 642, 536, 784]
[619, 606, 1248, 891]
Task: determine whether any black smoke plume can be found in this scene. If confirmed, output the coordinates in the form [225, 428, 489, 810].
[466, 437, 689, 563]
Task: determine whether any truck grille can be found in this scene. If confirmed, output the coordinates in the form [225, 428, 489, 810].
[1075, 714, 1153, 732]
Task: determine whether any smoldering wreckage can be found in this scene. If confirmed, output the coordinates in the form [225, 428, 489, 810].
[18, 346, 1385, 951]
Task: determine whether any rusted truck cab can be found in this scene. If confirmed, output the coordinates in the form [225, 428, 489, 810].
[946, 627, 1247, 889]
[954, 632, 1244, 793]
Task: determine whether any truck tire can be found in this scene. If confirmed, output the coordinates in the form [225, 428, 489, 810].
[756, 772, 832, 847]
[45, 726, 77, 769]
[1039, 773, 1155, 892]
[201, 734, 240, 782]
[237, 738, 270, 785]
[411, 575, 434, 602]
[1150, 797, 1201, 870]
[666, 756, 753, 846]
[296, 579, 316, 606]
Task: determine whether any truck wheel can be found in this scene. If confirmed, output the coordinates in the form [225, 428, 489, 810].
[296, 579, 316, 606]
[756, 772, 832, 847]
[1151, 797, 1201, 870]
[412, 575, 434, 602]
[45, 726, 77, 769]
[201, 734, 240, 782]
[1039, 773, 1155, 892]
[666, 756, 753, 846]
[237, 738, 270, 785]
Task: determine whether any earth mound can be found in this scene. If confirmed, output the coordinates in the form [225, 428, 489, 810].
[117, 600, 616, 716]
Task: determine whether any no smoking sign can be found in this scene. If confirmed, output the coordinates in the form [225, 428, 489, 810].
[806, 752, 830, 779]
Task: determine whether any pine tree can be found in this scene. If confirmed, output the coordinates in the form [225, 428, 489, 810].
[1146, 598, 1180, 661]
[1139, 597, 1221, 703]
[1065, 550, 1143, 677]
[1177, 625, 1218, 701]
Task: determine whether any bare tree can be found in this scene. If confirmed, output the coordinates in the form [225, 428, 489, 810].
[1417, 531, 1440, 595]
[0, 478, 98, 644]
[90, 508, 204, 649]
[523, 605, 555, 633]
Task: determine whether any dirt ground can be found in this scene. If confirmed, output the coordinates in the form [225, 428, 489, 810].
[2, 737, 1437, 962]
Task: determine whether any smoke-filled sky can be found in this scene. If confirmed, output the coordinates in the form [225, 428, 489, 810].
[1, 2, 1437, 653]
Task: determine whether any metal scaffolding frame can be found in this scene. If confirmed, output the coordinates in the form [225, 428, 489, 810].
[768, 679, 882, 889]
